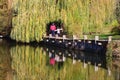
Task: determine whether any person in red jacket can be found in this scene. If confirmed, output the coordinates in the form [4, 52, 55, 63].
[50, 23, 56, 36]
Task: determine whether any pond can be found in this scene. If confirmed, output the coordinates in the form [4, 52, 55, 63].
[0, 38, 119, 80]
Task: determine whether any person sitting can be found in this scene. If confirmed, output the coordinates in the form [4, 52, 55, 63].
[56, 27, 63, 37]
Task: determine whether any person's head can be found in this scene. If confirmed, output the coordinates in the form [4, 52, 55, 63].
[52, 23, 55, 25]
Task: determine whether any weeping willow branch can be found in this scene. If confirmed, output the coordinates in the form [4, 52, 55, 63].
[10, 0, 117, 42]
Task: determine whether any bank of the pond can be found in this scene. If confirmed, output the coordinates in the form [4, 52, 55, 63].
[108, 40, 120, 58]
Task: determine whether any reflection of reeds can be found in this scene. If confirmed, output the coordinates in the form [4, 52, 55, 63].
[0, 40, 12, 80]
[10, 45, 114, 80]
[10, 0, 118, 42]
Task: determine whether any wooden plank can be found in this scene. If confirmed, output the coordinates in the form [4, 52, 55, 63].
[43, 36, 108, 42]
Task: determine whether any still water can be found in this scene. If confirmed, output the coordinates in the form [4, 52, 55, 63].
[0, 39, 120, 80]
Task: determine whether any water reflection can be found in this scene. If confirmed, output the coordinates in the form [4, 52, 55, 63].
[0, 39, 13, 80]
[10, 44, 114, 80]
[0, 39, 120, 80]
[44, 46, 106, 70]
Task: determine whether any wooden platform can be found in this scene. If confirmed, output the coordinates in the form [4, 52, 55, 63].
[43, 35, 109, 53]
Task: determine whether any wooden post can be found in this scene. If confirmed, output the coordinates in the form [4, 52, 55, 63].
[55, 34, 59, 38]
[83, 35, 87, 43]
[73, 35, 77, 39]
[63, 35, 66, 42]
[95, 36, 99, 44]
[84, 60, 87, 68]
[95, 63, 98, 72]
[73, 35, 77, 43]
[108, 36, 112, 43]
[84, 35, 88, 40]
[49, 34, 52, 38]
[63, 54, 66, 62]
[95, 36, 99, 40]
[73, 57, 76, 64]
[108, 67, 111, 76]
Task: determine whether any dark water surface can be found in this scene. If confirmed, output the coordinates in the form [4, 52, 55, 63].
[0, 38, 120, 80]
